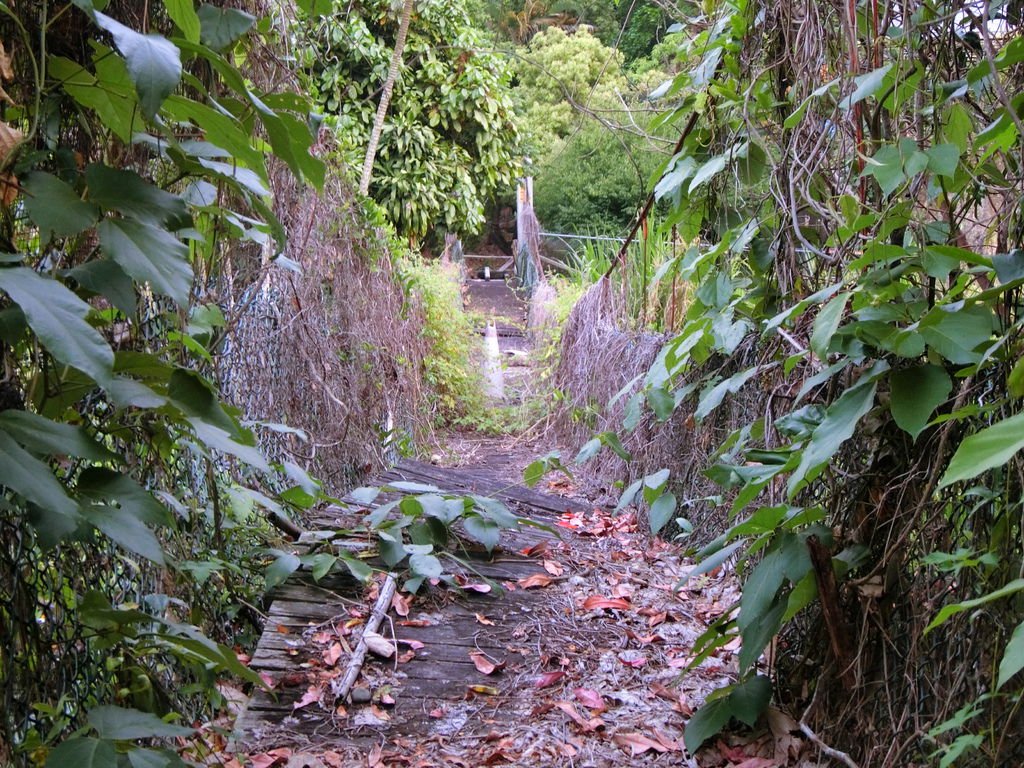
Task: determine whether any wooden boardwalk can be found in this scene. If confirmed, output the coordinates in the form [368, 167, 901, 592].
[234, 459, 592, 751]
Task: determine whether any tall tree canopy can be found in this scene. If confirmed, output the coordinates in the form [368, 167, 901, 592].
[301, 0, 521, 240]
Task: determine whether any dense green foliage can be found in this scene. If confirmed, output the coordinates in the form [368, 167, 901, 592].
[512, 26, 671, 235]
[400, 257, 484, 423]
[300, 0, 521, 240]
[575, 0, 1024, 762]
[0, 0, 333, 761]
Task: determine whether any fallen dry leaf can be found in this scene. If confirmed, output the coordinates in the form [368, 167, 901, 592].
[520, 541, 550, 556]
[249, 748, 292, 768]
[543, 559, 564, 576]
[396, 638, 425, 649]
[429, 706, 446, 718]
[553, 701, 604, 732]
[467, 684, 500, 696]
[259, 672, 277, 689]
[470, 651, 506, 675]
[475, 613, 495, 626]
[612, 732, 676, 756]
[460, 582, 492, 593]
[533, 670, 566, 689]
[323, 642, 343, 666]
[732, 759, 780, 768]
[293, 686, 320, 710]
[573, 687, 607, 712]
[517, 573, 553, 589]
[582, 595, 631, 611]
[0, 41, 13, 81]
[618, 650, 647, 668]
[397, 619, 432, 627]
[391, 592, 412, 617]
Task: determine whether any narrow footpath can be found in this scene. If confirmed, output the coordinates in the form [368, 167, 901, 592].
[231, 276, 784, 768]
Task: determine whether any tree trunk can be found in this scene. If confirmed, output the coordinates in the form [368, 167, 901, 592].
[359, 0, 414, 196]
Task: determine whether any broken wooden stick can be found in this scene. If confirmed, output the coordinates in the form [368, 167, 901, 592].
[332, 572, 398, 703]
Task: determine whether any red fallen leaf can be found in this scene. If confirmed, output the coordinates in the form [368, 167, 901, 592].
[651, 730, 683, 751]
[475, 613, 495, 626]
[553, 701, 604, 732]
[276, 624, 290, 634]
[258, 672, 277, 689]
[397, 619, 432, 627]
[249, 748, 291, 768]
[235, 651, 251, 665]
[520, 541, 550, 556]
[610, 583, 633, 598]
[429, 707, 446, 718]
[461, 582, 492, 593]
[534, 671, 566, 688]
[518, 573, 553, 589]
[573, 687, 607, 712]
[618, 650, 647, 668]
[650, 681, 677, 701]
[612, 732, 674, 756]
[391, 592, 412, 617]
[310, 630, 331, 644]
[732, 759, 779, 768]
[379, 692, 396, 706]
[625, 629, 663, 645]
[644, 609, 668, 627]
[397, 650, 416, 664]
[293, 685, 320, 710]
[397, 638, 425, 649]
[543, 559, 564, 576]
[323, 642, 343, 666]
[470, 651, 506, 675]
[582, 595, 631, 611]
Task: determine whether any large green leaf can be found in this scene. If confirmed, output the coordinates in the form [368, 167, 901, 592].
[165, 0, 201, 43]
[788, 362, 885, 495]
[95, 12, 182, 119]
[87, 165, 189, 228]
[810, 292, 849, 359]
[998, 620, 1024, 689]
[0, 410, 119, 462]
[77, 467, 173, 526]
[840, 64, 893, 109]
[49, 55, 139, 142]
[728, 674, 772, 725]
[0, 267, 114, 385]
[919, 304, 995, 365]
[67, 259, 137, 316]
[648, 492, 677, 535]
[197, 5, 256, 50]
[926, 579, 1024, 632]
[940, 412, 1024, 488]
[22, 172, 100, 240]
[0, 431, 80, 525]
[89, 705, 192, 739]
[889, 364, 952, 441]
[46, 737, 116, 768]
[683, 697, 732, 753]
[463, 514, 501, 552]
[82, 503, 165, 563]
[98, 218, 192, 307]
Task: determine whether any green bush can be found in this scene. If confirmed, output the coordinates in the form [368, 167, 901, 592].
[401, 258, 484, 424]
[533, 123, 663, 235]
